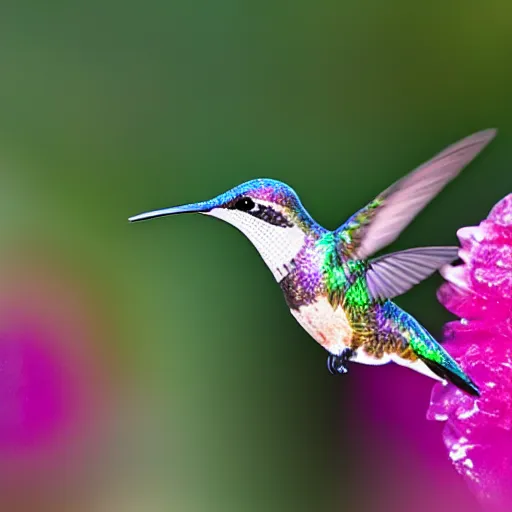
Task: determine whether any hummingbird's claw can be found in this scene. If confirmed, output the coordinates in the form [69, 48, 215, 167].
[327, 355, 338, 375]
[327, 349, 354, 375]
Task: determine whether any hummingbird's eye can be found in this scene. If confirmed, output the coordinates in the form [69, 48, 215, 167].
[234, 197, 255, 211]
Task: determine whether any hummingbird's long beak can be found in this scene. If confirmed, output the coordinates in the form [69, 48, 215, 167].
[128, 200, 213, 222]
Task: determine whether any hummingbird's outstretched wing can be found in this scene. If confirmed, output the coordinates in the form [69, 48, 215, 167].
[335, 129, 496, 260]
[365, 246, 459, 301]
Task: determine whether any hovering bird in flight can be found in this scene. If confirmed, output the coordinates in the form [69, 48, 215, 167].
[130, 129, 496, 395]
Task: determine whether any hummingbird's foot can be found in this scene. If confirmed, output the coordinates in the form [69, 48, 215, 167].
[327, 355, 348, 375]
[327, 349, 355, 375]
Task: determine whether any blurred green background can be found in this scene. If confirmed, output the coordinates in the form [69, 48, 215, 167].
[0, 1, 510, 511]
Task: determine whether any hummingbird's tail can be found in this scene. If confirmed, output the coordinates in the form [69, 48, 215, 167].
[417, 353, 480, 396]
[408, 326, 480, 396]
[389, 302, 480, 396]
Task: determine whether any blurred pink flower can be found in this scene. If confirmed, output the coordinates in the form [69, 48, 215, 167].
[427, 194, 512, 512]
[0, 258, 110, 491]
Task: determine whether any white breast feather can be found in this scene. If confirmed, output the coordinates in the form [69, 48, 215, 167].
[290, 298, 353, 355]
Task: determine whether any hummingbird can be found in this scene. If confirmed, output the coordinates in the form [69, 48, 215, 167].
[130, 129, 496, 396]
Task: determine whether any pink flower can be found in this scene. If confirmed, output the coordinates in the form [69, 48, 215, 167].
[0, 256, 109, 491]
[427, 194, 512, 512]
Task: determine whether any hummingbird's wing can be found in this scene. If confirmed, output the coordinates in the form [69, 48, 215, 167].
[365, 246, 459, 301]
[335, 129, 496, 260]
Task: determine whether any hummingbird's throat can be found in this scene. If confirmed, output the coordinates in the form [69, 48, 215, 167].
[206, 207, 306, 281]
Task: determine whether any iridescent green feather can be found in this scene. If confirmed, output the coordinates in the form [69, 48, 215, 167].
[317, 233, 372, 309]
[317, 233, 347, 307]
[409, 336, 445, 365]
[343, 274, 370, 309]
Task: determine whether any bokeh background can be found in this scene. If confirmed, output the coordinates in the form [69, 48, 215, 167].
[0, 1, 511, 511]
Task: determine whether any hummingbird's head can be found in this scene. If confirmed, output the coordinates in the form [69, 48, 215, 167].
[129, 179, 323, 281]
